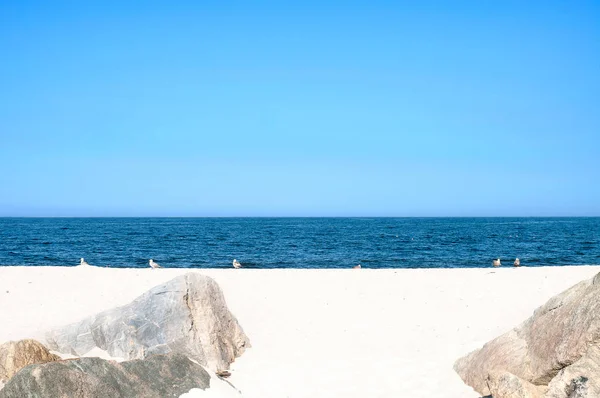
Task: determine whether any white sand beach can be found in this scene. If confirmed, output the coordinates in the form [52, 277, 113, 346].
[0, 265, 599, 398]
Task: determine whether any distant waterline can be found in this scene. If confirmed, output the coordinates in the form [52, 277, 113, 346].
[0, 218, 598, 269]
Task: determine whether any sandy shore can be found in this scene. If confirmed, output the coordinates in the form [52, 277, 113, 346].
[0, 265, 598, 397]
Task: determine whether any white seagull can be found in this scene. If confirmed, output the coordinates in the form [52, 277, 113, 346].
[493, 258, 501, 267]
[149, 259, 161, 269]
[514, 258, 521, 267]
[80, 258, 90, 267]
[232, 259, 242, 269]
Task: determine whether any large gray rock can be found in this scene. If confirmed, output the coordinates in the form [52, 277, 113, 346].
[454, 272, 600, 398]
[0, 353, 210, 398]
[45, 273, 250, 372]
[0, 339, 60, 384]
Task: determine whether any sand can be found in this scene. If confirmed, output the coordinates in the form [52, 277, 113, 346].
[0, 265, 599, 397]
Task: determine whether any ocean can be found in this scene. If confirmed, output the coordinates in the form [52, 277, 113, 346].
[0, 217, 598, 268]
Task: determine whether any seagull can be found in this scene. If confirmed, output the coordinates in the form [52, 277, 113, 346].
[514, 258, 521, 267]
[353, 264, 361, 269]
[493, 258, 501, 267]
[149, 259, 161, 269]
[80, 258, 90, 267]
[232, 259, 241, 269]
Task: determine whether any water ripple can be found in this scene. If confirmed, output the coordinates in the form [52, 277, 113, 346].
[0, 218, 598, 268]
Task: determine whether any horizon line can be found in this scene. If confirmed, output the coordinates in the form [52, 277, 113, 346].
[1, 215, 599, 219]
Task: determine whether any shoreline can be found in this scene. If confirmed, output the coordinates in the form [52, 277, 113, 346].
[0, 263, 598, 269]
[1, 265, 599, 397]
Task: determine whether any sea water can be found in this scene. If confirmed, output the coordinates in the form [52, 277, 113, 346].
[0, 217, 598, 268]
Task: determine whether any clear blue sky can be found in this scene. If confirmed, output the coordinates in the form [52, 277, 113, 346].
[1, 1, 599, 216]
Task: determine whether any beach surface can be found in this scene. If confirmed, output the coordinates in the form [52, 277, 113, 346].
[0, 265, 598, 398]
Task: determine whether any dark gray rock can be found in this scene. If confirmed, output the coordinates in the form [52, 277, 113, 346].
[45, 273, 250, 372]
[566, 377, 589, 398]
[0, 353, 210, 398]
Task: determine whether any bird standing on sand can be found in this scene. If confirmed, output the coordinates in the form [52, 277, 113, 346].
[514, 258, 521, 267]
[233, 259, 241, 269]
[80, 258, 89, 266]
[493, 258, 501, 267]
[149, 259, 161, 269]
[353, 264, 361, 269]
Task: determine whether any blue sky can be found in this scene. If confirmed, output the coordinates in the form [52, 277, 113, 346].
[0, 1, 599, 216]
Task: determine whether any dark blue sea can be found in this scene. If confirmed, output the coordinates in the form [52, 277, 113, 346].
[0, 218, 598, 268]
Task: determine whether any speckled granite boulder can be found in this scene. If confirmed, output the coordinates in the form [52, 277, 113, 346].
[454, 271, 600, 398]
[487, 372, 547, 398]
[545, 346, 600, 398]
